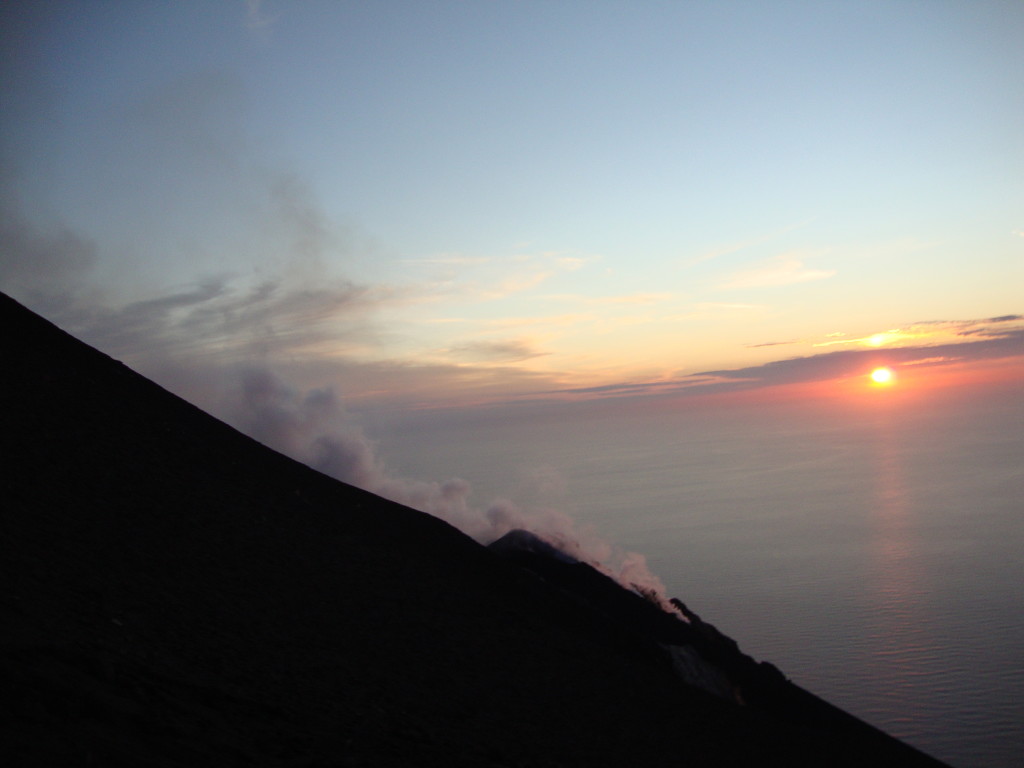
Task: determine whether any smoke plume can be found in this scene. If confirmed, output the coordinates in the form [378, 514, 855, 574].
[221, 363, 673, 605]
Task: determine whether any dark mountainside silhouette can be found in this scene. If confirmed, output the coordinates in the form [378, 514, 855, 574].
[0, 292, 947, 767]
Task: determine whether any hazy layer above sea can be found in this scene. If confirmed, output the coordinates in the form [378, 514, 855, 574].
[376, 382, 1024, 768]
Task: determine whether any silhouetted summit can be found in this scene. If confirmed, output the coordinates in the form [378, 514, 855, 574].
[0, 292, 947, 767]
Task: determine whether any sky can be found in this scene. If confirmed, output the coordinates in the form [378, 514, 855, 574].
[2, 0, 1022, 418]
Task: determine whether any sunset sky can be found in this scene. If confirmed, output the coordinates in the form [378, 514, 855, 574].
[6, 8, 1024, 765]
[3, 0, 1022, 414]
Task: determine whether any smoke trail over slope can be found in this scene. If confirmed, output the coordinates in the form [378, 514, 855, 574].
[221, 363, 672, 603]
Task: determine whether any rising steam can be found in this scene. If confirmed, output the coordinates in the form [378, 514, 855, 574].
[222, 364, 672, 605]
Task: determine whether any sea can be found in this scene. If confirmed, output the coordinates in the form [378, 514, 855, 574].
[375, 382, 1024, 768]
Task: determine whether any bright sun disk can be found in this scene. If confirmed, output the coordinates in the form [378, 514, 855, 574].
[870, 367, 894, 384]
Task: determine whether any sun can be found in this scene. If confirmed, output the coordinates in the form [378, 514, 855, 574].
[870, 367, 895, 384]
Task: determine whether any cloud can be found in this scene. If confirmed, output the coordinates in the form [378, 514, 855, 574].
[541, 292, 673, 306]
[813, 329, 912, 348]
[0, 65, 413, 372]
[0, 197, 98, 306]
[445, 338, 549, 363]
[811, 316, 1024, 349]
[484, 313, 593, 330]
[745, 340, 800, 348]
[913, 315, 1023, 336]
[695, 325, 1024, 389]
[244, 0, 275, 33]
[545, 376, 723, 400]
[0, 198, 564, 413]
[482, 270, 555, 298]
[686, 218, 814, 267]
[408, 250, 592, 303]
[694, 302, 762, 311]
[719, 252, 835, 290]
[556, 256, 588, 271]
[64, 277, 380, 367]
[540, 316, 1024, 402]
[405, 255, 492, 267]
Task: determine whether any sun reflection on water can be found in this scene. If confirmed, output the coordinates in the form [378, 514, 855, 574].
[863, 411, 935, 739]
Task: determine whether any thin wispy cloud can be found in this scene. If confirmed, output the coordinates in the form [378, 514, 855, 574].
[720, 252, 836, 290]
[484, 313, 594, 330]
[404, 255, 493, 267]
[444, 338, 550, 364]
[692, 302, 764, 313]
[811, 316, 1024, 349]
[408, 251, 588, 303]
[746, 340, 800, 348]
[0, 208, 97, 292]
[555, 256, 588, 271]
[913, 315, 1024, 335]
[696, 329, 1024, 388]
[63, 276, 383, 368]
[813, 329, 919, 349]
[541, 292, 674, 306]
[244, 0, 275, 32]
[538, 316, 1024, 403]
[686, 218, 814, 267]
[480, 270, 556, 299]
[0, 143, 397, 368]
[544, 375, 726, 400]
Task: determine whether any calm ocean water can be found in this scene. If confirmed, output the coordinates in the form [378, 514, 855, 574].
[378, 386, 1023, 768]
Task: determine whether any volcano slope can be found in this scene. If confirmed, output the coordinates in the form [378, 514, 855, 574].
[0, 292, 946, 768]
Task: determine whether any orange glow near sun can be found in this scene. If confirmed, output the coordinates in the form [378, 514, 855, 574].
[870, 367, 895, 384]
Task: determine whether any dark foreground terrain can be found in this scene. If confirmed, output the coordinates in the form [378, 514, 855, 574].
[0, 291, 947, 767]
